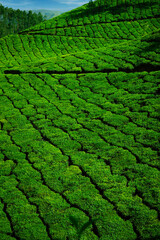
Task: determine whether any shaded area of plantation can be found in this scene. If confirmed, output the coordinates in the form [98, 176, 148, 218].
[0, 0, 160, 239]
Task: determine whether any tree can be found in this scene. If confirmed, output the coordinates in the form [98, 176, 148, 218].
[88, 0, 95, 8]
[0, 4, 45, 38]
[37, 12, 43, 22]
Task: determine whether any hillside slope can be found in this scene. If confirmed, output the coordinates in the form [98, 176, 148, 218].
[0, 0, 160, 240]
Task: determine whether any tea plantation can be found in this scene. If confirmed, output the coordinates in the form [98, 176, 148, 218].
[0, 0, 160, 239]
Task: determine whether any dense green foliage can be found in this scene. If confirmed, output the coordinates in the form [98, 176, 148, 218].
[0, 0, 160, 239]
[0, 4, 44, 38]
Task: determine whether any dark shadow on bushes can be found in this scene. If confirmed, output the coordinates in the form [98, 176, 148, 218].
[67, 0, 159, 21]
[140, 30, 160, 51]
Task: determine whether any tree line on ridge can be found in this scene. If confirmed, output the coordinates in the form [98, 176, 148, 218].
[0, 3, 44, 38]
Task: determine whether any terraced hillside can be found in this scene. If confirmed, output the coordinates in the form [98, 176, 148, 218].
[0, 0, 160, 239]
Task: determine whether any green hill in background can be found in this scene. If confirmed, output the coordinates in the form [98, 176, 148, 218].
[0, 0, 160, 239]
[32, 9, 62, 20]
